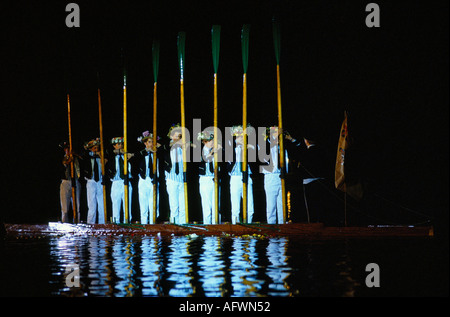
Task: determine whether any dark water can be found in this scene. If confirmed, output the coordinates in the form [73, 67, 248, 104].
[0, 235, 448, 297]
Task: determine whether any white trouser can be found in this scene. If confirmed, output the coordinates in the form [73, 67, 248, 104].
[264, 173, 284, 224]
[111, 180, 132, 223]
[86, 179, 105, 224]
[166, 179, 186, 224]
[199, 176, 219, 224]
[230, 175, 254, 224]
[60, 179, 81, 223]
[138, 177, 159, 224]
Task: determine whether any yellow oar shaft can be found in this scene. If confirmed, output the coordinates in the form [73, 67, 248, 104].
[276, 65, 287, 223]
[67, 94, 78, 224]
[123, 84, 129, 224]
[98, 88, 108, 224]
[180, 79, 189, 223]
[152, 82, 158, 224]
[242, 73, 248, 223]
[213, 73, 219, 224]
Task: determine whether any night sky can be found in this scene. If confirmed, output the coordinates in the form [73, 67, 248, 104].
[2, 1, 448, 234]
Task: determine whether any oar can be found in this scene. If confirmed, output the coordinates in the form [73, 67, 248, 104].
[66, 94, 78, 224]
[177, 32, 189, 224]
[152, 40, 160, 224]
[241, 24, 250, 223]
[122, 49, 130, 224]
[212, 25, 221, 224]
[97, 72, 108, 224]
[273, 17, 287, 223]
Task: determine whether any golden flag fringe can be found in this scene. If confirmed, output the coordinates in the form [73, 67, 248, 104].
[335, 111, 363, 201]
[335, 111, 348, 192]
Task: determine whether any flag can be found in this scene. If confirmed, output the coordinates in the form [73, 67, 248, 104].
[335, 111, 363, 200]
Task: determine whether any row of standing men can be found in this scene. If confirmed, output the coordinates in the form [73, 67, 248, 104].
[60, 124, 333, 225]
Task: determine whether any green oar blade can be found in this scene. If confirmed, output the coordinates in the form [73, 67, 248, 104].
[211, 25, 221, 74]
[241, 24, 250, 73]
[272, 17, 281, 65]
[152, 40, 160, 83]
[177, 32, 186, 79]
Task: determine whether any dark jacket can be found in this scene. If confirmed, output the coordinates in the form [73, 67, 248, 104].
[137, 149, 163, 182]
[299, 143, 334, 181]
[81, 152, 102, 181]
[198, 146, 225, 178]
[105, 150, 135, 180]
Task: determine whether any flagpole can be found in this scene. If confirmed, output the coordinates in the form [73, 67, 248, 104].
[212, 25, 221, 224]
[241, 24, 250, 224]
[273, 18, 287, 223]
[122, 51, 130, 224]
[97, 74, 108, 224]
[152, 40, 160, 224]
[344, 191, 347, 227]
[66, 93, 78, 224]
[178, 32, 189, 224]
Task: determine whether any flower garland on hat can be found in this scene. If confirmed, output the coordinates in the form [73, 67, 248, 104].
[110, 137, 124, 144]
[167, 123, 181, 138]
[264, 126, 279, 141]
[83, 138, 100, 150]
[197, 130, 214, 141]
[137, 130, 160, 143]
[231, 124, 253, 137]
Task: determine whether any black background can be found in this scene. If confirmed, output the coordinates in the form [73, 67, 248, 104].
[2, 1, 448, 236]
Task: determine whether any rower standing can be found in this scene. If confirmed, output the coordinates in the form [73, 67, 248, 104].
[108, 137, 134, 223]
[59, 141, 81, 223]
[137, 131, 161, 224]
[260, 126, 290, 224]
[163, 124, 187, 224]
[197, 130, 221, 224]
[82, 138, 105, 224]
[227, 125, 254, 224]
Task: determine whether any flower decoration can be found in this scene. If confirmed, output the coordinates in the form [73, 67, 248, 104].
[110, 137, 124, 144]
[84, 138, 100, 150]
[167, 123, 181, 137]
[197, 131, 214, 141]
[137, 130, 160, 143]
[231, 124, 253, 136]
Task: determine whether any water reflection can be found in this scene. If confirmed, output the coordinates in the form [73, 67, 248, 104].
[46, 233, 370, 297]
[266, 238, 290, 296]
[2, 234, 444, 297]
[48, 235, 297, 297]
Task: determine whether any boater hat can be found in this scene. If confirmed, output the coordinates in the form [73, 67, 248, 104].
[197, 130, 214, 141]
[231, 124, 253, 137]
[84, 138, 100, 150]
[167, 123, 182, 137]
[138, 130, 161, 148]
[263, 126, 279, 140]
[110, 137, 124, 144]
[137, 130, 160, 143]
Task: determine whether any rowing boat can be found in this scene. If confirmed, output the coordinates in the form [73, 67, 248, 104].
[3, 222, 433, 239]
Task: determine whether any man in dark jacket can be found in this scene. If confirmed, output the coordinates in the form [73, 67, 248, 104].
[82, 138, 105, 224]
[59, 141, 81, 223]
[299, 136, 335, 224]
[136, 131, 161, 224]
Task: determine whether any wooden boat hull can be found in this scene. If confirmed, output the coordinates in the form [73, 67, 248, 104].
[4, 222, 434, 239]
